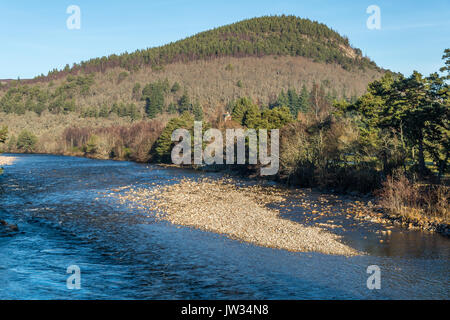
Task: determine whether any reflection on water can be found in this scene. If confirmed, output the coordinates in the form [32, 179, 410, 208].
[277, 194, 450, 260]
[0, 154, 449, 299]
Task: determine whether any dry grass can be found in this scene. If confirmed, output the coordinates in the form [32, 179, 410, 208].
[378, 173, 449, 225]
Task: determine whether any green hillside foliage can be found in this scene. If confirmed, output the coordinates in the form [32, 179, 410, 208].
[152, 112, 195, 163]
[231, 97, 294, 129]
[339, 69, 449, 180]
[0, 75, 94, 116]
[16, 130, 38, 153]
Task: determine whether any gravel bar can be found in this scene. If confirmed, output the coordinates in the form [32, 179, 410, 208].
[113, 178, 360, 256]
[0, 156, 16, 166]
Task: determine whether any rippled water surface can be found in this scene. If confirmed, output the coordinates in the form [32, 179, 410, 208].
[0, 154, 448, 299]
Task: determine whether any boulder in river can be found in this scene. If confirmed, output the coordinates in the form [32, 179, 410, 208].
[0, 219, 19, 233]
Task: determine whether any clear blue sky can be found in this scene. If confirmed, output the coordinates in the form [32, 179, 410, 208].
[0, 0, 448, 79]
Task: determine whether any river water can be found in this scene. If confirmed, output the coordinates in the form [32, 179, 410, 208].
[0, 154, 448, 299]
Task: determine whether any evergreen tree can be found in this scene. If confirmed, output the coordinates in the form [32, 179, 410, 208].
[261, 106, 294, 129]
[275, 90, 289, 108]
[424, 71, 449, 179]
[152, 112, 194, 163]
[287, 88, 300, 117]
[145, 97, 160, 118]
[242, 102, 261, 128]
[346, 68, 449, 177]
[231, 97, 293, 129]
[231, 97, 255, 124]
[298, 84, 310, 112]
[143, 82, 165, 118]
[192, 101, 203, 121]
[439, 48, 450, 80]
[127, 103, 140, 121]
[16, 130, 38, 153]
[177, 91, 192, 113]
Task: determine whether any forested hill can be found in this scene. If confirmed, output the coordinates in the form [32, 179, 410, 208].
[0, 14, 386, 160]
[30, 15, 378, 83]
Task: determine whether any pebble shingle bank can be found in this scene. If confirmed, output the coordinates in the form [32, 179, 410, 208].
[113, 178, 360, 256]
[0, 156, 16, 166]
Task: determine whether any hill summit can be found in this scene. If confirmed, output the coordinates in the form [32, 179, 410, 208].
[36, 15, 378, 82]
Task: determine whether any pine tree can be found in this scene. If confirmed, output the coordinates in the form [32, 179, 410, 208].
[192, 101, 203, 121]
[177, 91, 192, 113]
[145, 97, 159, 118]
[231, 97, 254, 124]
[242, 102, 261, 128]
[16, 130, 37, 153]
[143, 82, 165, 118]
[347, 69, 448, 177]
[424, 72, 449, 180]
[287, 88, 300, 117]
[152, 112, 194, 163]
[297, 84, 310, 113]
[440, 48, 450, 80]
[275, 90, 289, 108]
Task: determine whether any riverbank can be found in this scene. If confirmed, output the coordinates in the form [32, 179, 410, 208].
[0, 155, 17, 174]
[338, 199, 450, 237]
[7, 151, 449, 236]
[0, 155, 16, 166]
[110, 178, 360, 256]
[157, 164, 450, 238]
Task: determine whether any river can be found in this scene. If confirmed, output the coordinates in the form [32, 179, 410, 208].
[0, 154, 448, 299]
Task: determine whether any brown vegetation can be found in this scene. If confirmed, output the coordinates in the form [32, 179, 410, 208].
[62, 119, 166, 162]
[377, 172, 449, 226]
[1, 56, 382, 119]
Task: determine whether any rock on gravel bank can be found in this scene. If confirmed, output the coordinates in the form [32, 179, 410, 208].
[112, 178, 360, 256]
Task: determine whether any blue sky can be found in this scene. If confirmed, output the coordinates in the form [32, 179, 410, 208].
[0, 0, 449, 79]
